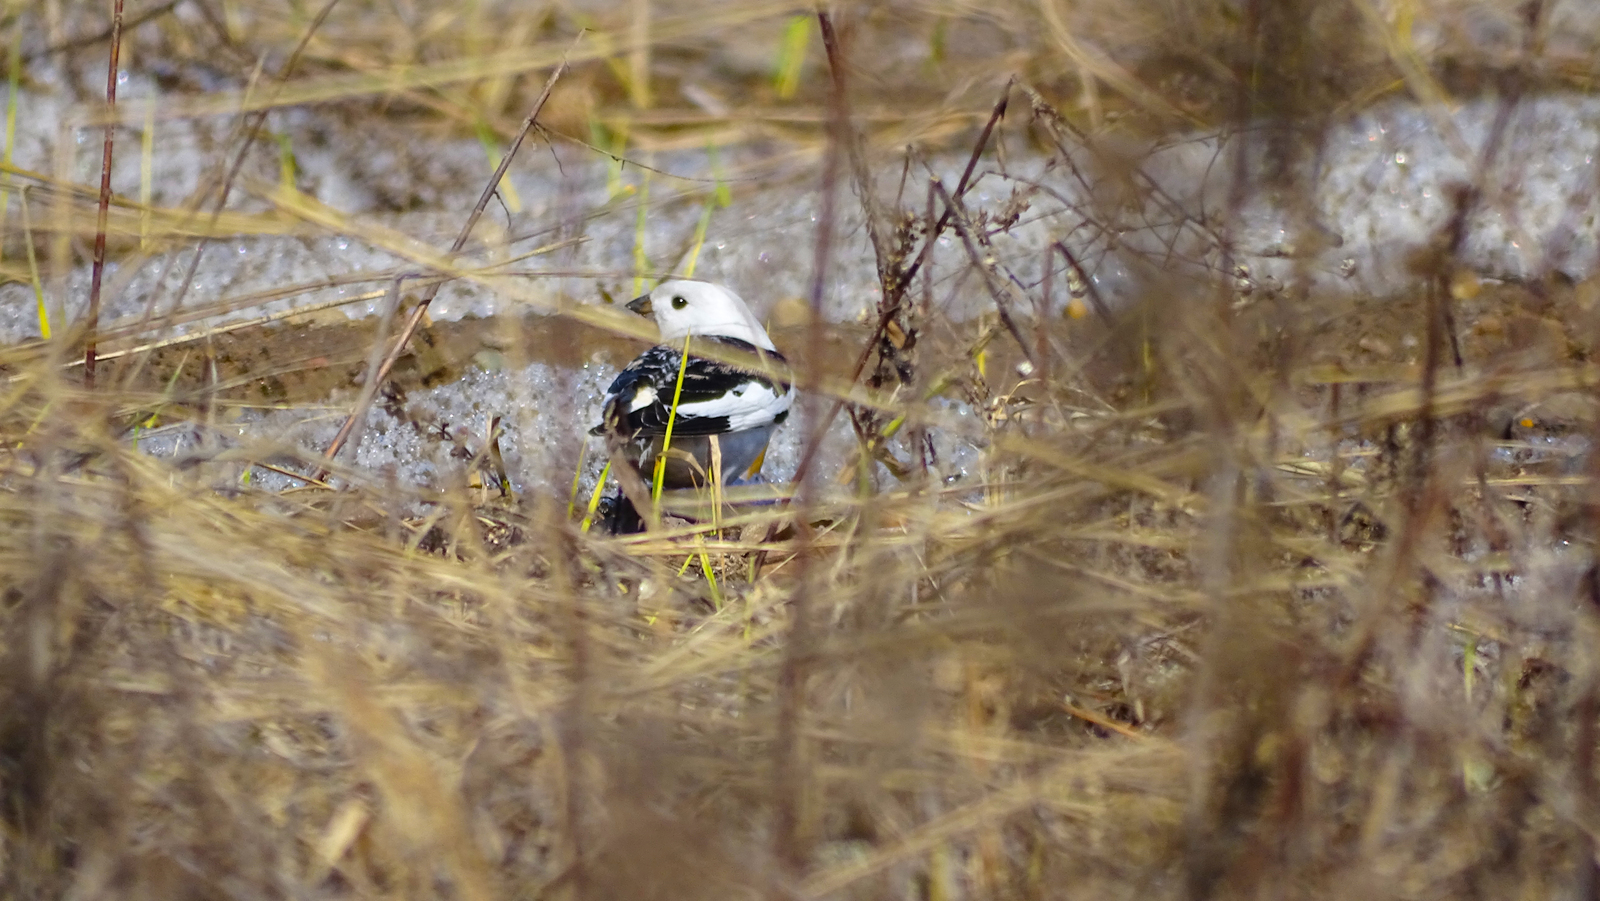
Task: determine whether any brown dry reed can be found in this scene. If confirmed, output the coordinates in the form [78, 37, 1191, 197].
[4, 1, 1600, 900]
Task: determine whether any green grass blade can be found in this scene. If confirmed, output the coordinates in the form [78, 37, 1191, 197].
[19, 189, 48, 340]
[652, 332, 694, 503]
[580, 460, 612, 533]
[681, 197, 715, 279]
[567, 440, 589, 519]
[773, 15, 809, 100]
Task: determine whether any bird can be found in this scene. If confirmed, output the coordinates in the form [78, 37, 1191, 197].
[592, 279, 794, 532]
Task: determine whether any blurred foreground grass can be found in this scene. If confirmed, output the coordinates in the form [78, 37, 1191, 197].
[5, 1, 1600, 900]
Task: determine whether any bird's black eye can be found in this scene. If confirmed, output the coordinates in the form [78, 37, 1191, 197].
[670, 295, 688, 310]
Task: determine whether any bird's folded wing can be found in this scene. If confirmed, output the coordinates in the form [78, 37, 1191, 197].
[601, 343, 793, 438]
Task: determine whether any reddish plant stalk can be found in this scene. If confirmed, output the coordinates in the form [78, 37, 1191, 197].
[85, 0, 125, 387]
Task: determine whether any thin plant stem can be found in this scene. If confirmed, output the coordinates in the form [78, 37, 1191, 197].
[84, 0, 125, 388]
[321, 42, 578, 465]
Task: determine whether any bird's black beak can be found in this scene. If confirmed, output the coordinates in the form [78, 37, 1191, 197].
[626, 293, 653, 316]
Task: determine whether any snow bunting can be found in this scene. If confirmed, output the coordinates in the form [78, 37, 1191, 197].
[593, 280, 794, 529]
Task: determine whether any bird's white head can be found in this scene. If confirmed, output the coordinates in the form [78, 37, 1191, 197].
[627, 280, 775, 351]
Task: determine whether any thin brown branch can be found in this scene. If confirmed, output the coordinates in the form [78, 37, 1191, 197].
[83, 0, 125, 387]
[896, 77, 1012, 295]
[816, 11, 892, 289]
[769, 11, 849, 882]
[926, 173, 1039, 371]
[312, 277, 403, 479]
[782, 77, 1013, 495]
[320, 42, 578, 467]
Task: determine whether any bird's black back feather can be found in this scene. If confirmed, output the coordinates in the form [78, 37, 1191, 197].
[601, 337, 791, 438]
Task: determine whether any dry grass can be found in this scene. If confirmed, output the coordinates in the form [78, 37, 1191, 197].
[4, 1, 1600, 899]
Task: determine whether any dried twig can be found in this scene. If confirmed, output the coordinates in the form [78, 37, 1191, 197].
[83, 0, 124, 387]
[785, 77, 1013, 492]
[816, 11, 893, 289]
[320, 43, 578, 466]
[769, 10, 850, 881]
[312, 277, 404, 479]
[926, 173, 1039, 371]
[896, 78, 1012, 296]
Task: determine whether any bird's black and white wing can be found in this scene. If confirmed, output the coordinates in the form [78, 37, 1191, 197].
[596, 337, 792, 439]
